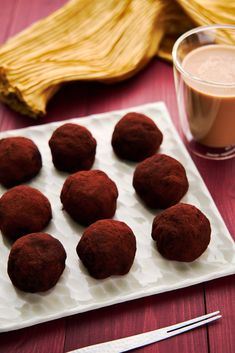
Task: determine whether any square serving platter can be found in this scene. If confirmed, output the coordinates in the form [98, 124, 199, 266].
[0, 102, 234, 332]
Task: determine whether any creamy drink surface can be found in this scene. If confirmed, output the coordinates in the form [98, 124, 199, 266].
[182, 44, 235, 148]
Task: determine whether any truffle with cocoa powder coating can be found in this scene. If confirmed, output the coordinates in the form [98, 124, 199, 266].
[133, 154, 189, 209]
[49, 123, 96, 173]
[8, 232, 66, 292]
[60, 170, 118, 226]
[77, 219, 136, 279]
[0, 185, 52, 241]
[0, 136, 42, 188]
[151, 203, 211, 262]
[111, 112, 163, 162]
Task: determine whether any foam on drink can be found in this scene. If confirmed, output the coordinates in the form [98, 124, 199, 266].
[182, 44, 235, 148]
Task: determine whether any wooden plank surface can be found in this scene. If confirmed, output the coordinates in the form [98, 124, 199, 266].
[0, 1, 234, 353]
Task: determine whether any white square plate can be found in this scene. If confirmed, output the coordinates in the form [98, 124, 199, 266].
[0, 102, 234, 332]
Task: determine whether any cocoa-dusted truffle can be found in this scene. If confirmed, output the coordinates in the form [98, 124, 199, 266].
[77, 219, 136, 279]
[111, 112, 163, 161]
[8, 233, 66, 292]
[0, 185, 52, 241]
[60, 170, 118, 226]
[0, 136, 42, 188]
[133, 154, 189, 209]
[151, 203, 211, 262]
[48, 123, 96, 173]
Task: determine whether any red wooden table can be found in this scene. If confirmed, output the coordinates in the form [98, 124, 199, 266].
[0, 1, 234, 352]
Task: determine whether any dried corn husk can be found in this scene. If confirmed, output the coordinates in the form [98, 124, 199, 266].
[0, 0, 234, 118]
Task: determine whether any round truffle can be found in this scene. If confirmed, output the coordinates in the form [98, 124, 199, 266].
[133, 154, 189, 209]
[0, 185, 52, 241]
[0, 136, 42, 188]
[151, 203, 211, 262]
[48, 123, 96, 173]
[8, 233, 66, 292]
[77, 219, 136, 279]
[60, 170, 118, 226]
[111, 112, 163, 162]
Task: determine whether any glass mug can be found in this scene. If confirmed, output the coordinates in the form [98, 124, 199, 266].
[172, 24, 235, 160]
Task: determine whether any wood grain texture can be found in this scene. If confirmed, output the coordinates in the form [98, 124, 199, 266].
[206, 276, 235, 353]
[0, 1, 234, 353]
[0, 320, 65, 353]
[64, 285, 208, 353]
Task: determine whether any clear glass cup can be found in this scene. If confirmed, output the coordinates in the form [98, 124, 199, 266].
[172, 24, 235, 160]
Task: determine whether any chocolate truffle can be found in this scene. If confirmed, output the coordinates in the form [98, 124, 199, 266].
[8, 233, 66, 292]
[48, 123, 96, 173]
[0, 136, 42, 188]
[133, 154, 189, 209]
[111, 112, 163, 161]
[77, 219, 136, 279]
[0, 185, 52, 241]
[151, 203, 211, 262]
[60, 170, 118, 226]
